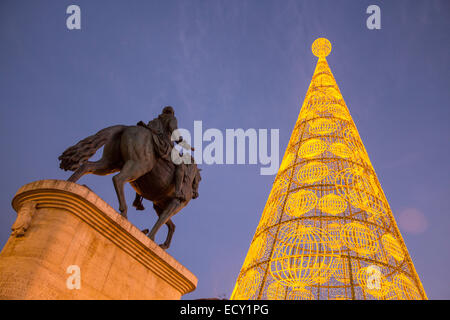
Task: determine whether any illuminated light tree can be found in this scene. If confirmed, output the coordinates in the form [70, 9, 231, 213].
[230, 38, 427, 300]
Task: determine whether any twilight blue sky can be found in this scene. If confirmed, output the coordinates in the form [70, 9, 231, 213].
[0, 0, 449, 299]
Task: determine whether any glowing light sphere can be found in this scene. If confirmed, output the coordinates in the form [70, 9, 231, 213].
[356, 266, 390, 299]
[285, 190, 318, 217]
[382, 233, 405, 262]
[288, 288, 315, 300]
[335, 168, 387, 218]
[340, 169, 387, 218]
[393, 274, 422, 300]
[341, 222, 379, 256]
[266, 282, 286, 300]
[298, 139, 327, 159]
[330, 142, 353, 159]
[331, 257, 359, 284]
[297, 161, 329, 184]
[270, 224, 339, 288]
[312, 38, 332, 58]
[318, 193, 347, 215]
[309, 118, 338, 135]
[234, 269, 260, 299]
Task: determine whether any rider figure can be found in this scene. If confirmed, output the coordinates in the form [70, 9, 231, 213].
[135, 106, 190, 204]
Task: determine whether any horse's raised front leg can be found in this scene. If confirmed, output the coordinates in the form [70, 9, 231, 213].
[148, 199, 182, 246]
[113, 160, 150, 219]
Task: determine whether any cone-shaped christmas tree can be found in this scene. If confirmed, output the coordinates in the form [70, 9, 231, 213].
[230, 38, 427, 300]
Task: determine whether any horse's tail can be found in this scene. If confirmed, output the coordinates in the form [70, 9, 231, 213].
[58, 125, 127, 171]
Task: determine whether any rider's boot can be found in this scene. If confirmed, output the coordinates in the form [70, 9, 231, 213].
[174, 164, 186, 201]
[132, 193, 145, 211]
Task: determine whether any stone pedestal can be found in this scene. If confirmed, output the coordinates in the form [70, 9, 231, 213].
[0, 180, 197, 300]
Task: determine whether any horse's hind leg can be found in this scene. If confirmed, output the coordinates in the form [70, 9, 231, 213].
[68, 159, 113, 183]
[160, 219, 175, 250]
[112, 160, 150, 219]
[148, 198, 182, 244]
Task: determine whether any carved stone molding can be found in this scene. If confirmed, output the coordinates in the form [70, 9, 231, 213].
[0, 179, 197, 299]
[11, 200, 36, 237]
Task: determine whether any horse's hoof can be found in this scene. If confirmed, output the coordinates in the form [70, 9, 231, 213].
[141, 229, 149, 235]
[132, 200, 145, 211]
[159, 244, 169, 250]
[120, 210, 128, 219]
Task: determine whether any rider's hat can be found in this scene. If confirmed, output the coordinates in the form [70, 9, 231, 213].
[162, 106, 174, 115]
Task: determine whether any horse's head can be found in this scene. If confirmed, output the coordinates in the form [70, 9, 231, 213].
[191, 167, 202, 199]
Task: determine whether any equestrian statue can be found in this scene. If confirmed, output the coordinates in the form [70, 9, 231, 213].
[58, 106, 201, 249]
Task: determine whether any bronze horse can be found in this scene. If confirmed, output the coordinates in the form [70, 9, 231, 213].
[58, 124, 201, 249]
